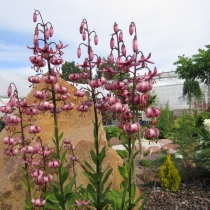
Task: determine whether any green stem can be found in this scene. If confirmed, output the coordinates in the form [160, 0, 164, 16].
[48, 61, 66, 210]
[120, 138, 135, 210]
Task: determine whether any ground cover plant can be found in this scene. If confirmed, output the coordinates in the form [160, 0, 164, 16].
[0, 10, 162, 210]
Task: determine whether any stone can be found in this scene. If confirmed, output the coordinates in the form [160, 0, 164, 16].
[0, 78, 141, 209]
[109, 137, 120, 146]
[148, 146, 162, 154]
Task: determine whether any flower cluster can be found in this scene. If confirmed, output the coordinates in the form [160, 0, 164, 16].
[204, 119, 210, 132]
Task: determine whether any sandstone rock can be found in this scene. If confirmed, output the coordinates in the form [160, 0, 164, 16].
[0, 78, 141, 209]
[158, 139, 173, 144]
[109, 137, 120, 146]
[148, 146, 162, 154]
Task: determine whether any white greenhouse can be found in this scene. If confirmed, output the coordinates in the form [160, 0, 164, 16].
[0, 71, 208, 118]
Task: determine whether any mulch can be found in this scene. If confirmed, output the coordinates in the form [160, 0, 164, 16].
[134, 153, 210, 210]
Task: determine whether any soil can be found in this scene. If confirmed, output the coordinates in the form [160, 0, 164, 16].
[134, 153, 210, 210]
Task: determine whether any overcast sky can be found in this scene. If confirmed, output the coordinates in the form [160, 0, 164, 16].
[0, 0, 210, 76]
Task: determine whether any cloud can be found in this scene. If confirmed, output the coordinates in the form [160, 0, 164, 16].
[0, 0, 210, 75]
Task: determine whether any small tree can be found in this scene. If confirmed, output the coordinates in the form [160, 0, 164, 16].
[61, 61, 81, 81]
[159, 154, 181, 192]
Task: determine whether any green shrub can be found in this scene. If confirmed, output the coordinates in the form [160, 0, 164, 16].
[104, 126, 121, 141]
[156, 102, 174, 139]
[159, 154, 181, 192]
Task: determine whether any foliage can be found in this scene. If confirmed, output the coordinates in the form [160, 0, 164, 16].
[0, 120, 5, 132]
[104, 126, 121, 141]
[61, 61, 81, 81]
[159, 154, 181, 192]
[182, 80, 202, 103]
[116, 150, 128, 159]
[156, 102, 174, 139]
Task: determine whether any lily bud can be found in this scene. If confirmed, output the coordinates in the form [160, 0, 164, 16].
[49, 26, 54, 37]
[129, 23, 134, 35]
[33, 12, 37, 22]
[89, 50, 94, 61]
[113, 22, 118, 33]
[80, 20, 85, 29]
[82, 31, 86, 41]
[79, 27, 83, 34]
[119, 31, 123, 41]
[94, 34, 98, 45]
[110, 37, 115, 49]
[45, 28, 49, 40]
[133, 36, 138, 52]
[121, 44, 126, 56]
[8, 85, 12, 97]
[109, 53, 114, 64]
[77, 47, 81, 58]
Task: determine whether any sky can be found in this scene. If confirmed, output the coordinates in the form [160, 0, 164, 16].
[0, 0, 210, 76]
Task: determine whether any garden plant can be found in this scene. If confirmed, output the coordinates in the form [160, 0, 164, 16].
[0, 10, 162, 210]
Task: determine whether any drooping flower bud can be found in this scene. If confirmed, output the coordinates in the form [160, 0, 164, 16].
[45, 28, 50, 40]
[82, 31, 86, 41]
[129, 23, 134, 35]
[110, 37, 115, 49]
[133, 36, 138, 52]
[8, 85, 12, 97]
[113, 22, 118, 33]
[49, 26, 54, 37]
[119, 31, 123, 41]
[109, 53, 114, 64]
[121, 44, 126, 57]
[33, 12, 37, 22]
[89, 50, 94, 61]
[77, 47, 81, 58]
[80, 20, 85, 29]
[94, 34, 98, 45]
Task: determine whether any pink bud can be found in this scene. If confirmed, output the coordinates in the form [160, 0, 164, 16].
[113, 22, 118, 33]
[33, 12, 37, 22]
[133, 36, 138, 52]
[89, 50, 94, 61]
[49, 26, 54, 37]
[8, 85, 12, 97]
[45, 28, 49, 40]
[129, 23, 134, 35]
[119, 31, 123, 41]
[80, 20, 85, 28]
[109, 53, 114, 64]
[94, 35, 98, 45]
[121, 44, 126, 57]
[82, 31, 86, 41]
[77, 47, 81, 58]
[110, 37, 115, 49]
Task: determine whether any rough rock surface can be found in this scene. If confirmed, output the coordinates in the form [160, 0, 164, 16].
[0, 79, 141, 209]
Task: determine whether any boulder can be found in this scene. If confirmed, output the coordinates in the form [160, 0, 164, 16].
[0, 78, 141, 209]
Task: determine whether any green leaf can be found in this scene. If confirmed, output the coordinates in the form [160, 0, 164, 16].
[52, 138, 56, 146]
[122, 143, 129, 151]
[101, 182, 112, 201]
[102, 168, 113, 186]
[61, 170, 69, 185]
[20, 180, 27, 191]
[87, 184, 97, 202]
[98, 147, 106, 163]
[83, 172, 97, 188]
[90, 150, 97, 164]
[118, 162, 128, 179]
[58, 132, 63, 142]
[61, 150, 67, 164]
[84, 160, 95, 173]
